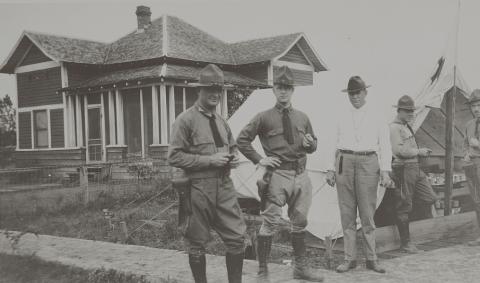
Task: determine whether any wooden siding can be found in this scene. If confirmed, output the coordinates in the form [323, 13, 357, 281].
[280, 44, 310, 65]
[18, 44, 51, 66]
[67, 64, 99, 86]
[50, 108, 64, 148]
[17, 67, 62, 107]
[18, 112, 32, 149]
[14, 148, 86, 167]
[237, 65, 268, 84]
[273, 66, 313, 86]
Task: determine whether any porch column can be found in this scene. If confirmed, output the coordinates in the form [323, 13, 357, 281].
[222, 89, 228, 119]
[108, 90, 116, 145]
[115, 89, 125, 145]
[152, 85, 160, 144]
[68, 95, 75, 147]
[75, 94, 83, 147]
[100, 93, 106, 161]
[182, 87, 186, 112]
[168, 85, 175, 131]
[159, 84, 168, 144]
[63, 92, 68, 147]
[140, 88, 145, 158]
[84, 95, 89, 159]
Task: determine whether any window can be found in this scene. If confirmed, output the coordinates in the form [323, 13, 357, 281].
[173, 86, 197, 118]
[34, 110, 48, 148]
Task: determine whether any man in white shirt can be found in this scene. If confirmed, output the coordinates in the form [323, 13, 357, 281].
[326, 76, 393, 274]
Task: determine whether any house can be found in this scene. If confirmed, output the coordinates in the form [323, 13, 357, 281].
[0, 6, 327, 168]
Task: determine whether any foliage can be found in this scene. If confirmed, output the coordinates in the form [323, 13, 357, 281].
[227, 88, 253, 118]
[0, 94, 16, 146]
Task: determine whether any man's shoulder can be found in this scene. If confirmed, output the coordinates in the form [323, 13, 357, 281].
[175, 107, 198, 125]
[466, 118, 477, 128]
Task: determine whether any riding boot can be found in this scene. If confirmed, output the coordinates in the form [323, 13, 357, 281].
[226, 252, 244, 283]
[189, 254, 207, 283]
[256, 235, 272, 277]
[291, 232, 324, 282]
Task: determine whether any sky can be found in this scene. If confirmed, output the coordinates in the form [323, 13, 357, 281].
[0, 0, 479, 112]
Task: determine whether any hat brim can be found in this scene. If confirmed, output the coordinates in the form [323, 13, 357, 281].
[189, 82, 224, 87]
[341, 85, 371, 93]
[393, 105, 416, 110]
[466, 98, 480, 105]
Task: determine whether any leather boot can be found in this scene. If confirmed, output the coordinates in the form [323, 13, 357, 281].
[291, 232, 324, 282]
[366, 260, 386, 273]
[189, 254, 207, 283]
[396, 219, 422, 253]
[256, 235, 272, 277]
[335, 260, 357, 273]
[226, 252, 244, 283]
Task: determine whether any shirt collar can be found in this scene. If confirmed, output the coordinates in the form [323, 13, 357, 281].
[274, 102, 293, 113]
[195, 102, 215, 118]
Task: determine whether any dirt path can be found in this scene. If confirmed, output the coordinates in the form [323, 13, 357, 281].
[0, 230, 479, 283]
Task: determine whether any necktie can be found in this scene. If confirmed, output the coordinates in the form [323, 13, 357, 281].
[475, 119, 480, 139]
[282, 109, 294, 144]
[208, 115, 224, 147]
[406, 123, 418, 149]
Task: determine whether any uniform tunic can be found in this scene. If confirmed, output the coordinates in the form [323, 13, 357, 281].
[389, 117, 437, 222]
[168, 103, 246, 255]
[463, 118, 480, 228]
[237, 103, 317, 235]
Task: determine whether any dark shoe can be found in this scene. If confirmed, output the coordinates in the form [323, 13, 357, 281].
[256, 235, 272, 277]
[189, 254, 207, 283]
[467, 237, 480, 246]
[400, 242, 423, 254]
[366, 260, 386, 273]
[291, 232, 324, 282]
[335, 260, 357, 273]
[226, 252, 243, 283]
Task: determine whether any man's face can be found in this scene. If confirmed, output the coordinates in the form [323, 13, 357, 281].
[273, 84, 294, 105]
[398, 108, 415, 124]
[348, 89, 367, 109]
[471, 101, 480, 118]
[198, 86, 222, 109]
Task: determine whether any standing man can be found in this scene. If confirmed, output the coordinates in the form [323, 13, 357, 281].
[326, 76, 392, 274]
[389, 95, 437, 253]
[463, 89, 480, 246]
[237, 66, 323, 282]
[168, 64, 246, 283]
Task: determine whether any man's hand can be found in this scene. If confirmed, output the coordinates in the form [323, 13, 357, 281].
[464, 154, 471, 163]
[228, 155, 241, 169]
[380, 170, 394, 188]
[469, 138, 480, 148]
[259, 156, 281, 168]
[302, 133, 315, 149]
[326, 170, 336, 187]
[209, 152, 231, 167]
[418, 147, 432, 157]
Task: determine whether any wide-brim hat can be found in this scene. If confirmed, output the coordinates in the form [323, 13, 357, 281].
[273, 65, 295, 86]
[189, 64, 225, 87]
[341, 76, 371, 93]
[393, 95, 416, 110]
[466, 89, 480, 105]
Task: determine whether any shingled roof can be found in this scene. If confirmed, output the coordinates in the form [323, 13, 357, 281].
[1, 14, 327, 74]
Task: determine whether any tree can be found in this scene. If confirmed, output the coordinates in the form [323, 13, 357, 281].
[227, 88, 253, 118]
[0, 95, 16, 146]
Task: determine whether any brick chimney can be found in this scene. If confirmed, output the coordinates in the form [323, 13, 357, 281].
[136, 6, 151, 31]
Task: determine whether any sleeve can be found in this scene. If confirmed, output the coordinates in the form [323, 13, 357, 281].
[168, 118, 211, 170]
[326, 119, 339, 171]
[378, 121, 393, 171]
[304, 118, 317, 153]
[389, 124, 419, 158]
[225, 121, 238, 155]
[236, 113, 263, 164]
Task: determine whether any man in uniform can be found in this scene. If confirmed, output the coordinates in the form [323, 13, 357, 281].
[326, 76, 392, 274]
[389, 95, 437, 253]
[463, 89, 480, 246]
[168, 64, 246, 283]
[236, 66, 323, 282]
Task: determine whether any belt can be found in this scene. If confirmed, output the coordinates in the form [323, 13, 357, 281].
[186, 168, 231, 179]
[339, 149, 376, 156]
[276, 159, 306, 174]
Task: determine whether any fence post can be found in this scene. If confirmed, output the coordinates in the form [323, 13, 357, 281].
[79, 166, 89, 204]
[120, 221, 128, 243]
[324, 236, 333, 270]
